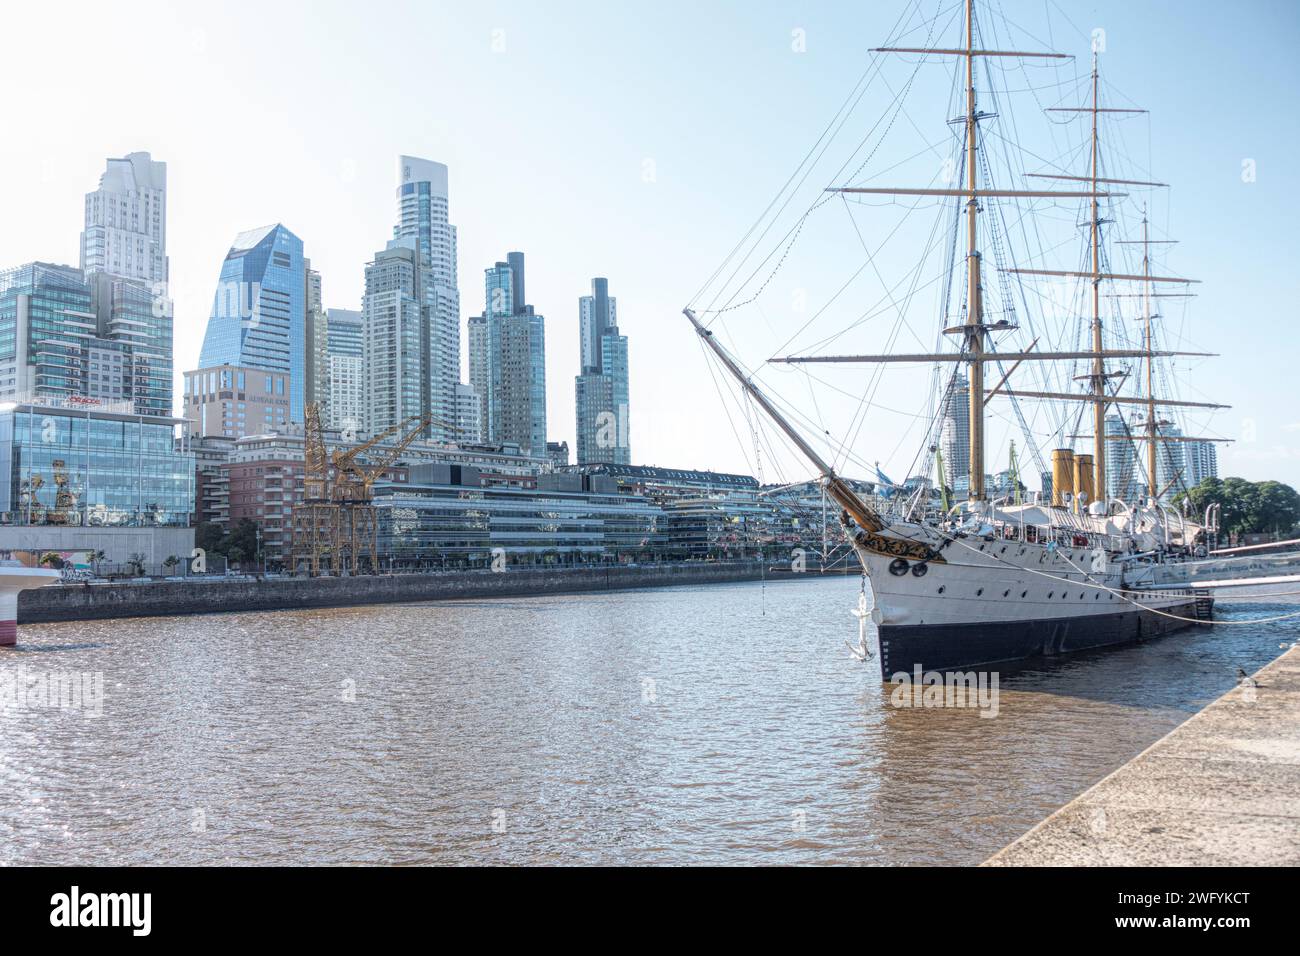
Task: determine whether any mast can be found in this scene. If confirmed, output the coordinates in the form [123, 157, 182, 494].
[1089, 54, 1106, 505]
[1141, 214, 1158, 498]
[964, 0, 986, 501]
[682, 308, 884, 533]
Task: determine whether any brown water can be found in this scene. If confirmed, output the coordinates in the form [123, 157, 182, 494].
[0, 576, 1292, 865]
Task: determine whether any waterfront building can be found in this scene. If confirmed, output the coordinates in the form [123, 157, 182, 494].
[394, 156, 461, 441]
[575, 278, 631, 465]
[454, 382, 482, 443]
[0, 396, 194, 565]
[480, 254, 547, 455]
[374, 464, 663, 569]
[325, 308, 364, 434]
[198, 223, 307, 422]
[939, 372, 970, 489]
[182, 364, 291, 438]
[570, 463, 758, 502]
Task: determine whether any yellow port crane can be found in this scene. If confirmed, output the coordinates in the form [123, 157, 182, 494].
[291, 404, 453, 575]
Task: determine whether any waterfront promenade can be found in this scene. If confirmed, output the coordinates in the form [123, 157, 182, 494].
[16, 561, 836, 625]
[986, 644, 1300, 866]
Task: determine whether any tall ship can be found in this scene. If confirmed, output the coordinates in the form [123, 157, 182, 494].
[684, 0, 1229, 675]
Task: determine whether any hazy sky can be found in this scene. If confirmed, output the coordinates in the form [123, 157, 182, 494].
[1, 0, 1296, 488]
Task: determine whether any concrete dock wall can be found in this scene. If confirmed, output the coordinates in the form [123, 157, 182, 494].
[17, 562, 823, 624]
[985, 644, 1300, 866]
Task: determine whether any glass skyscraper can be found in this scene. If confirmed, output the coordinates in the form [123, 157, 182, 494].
[198, 224, 306, 422]
[575, 277, 631, 465]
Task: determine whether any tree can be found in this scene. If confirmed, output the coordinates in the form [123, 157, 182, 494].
[127, 553, 147, 577]
[194, 521, 225, 555]
[1174, 477, 1300, 537]
[226, 519, 260, 564]
[39, 552, 65, 570]
[163, 555, 180, 573]
[90, 550, 106, 576]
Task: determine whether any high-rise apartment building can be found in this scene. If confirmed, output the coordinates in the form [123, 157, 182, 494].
[393, 156, 461, 441]
[80, 152, 168, 287]
[304, 261, 329, 416]
[574, 278, 631, 466]
[467, 312, 490, 439]
[1183, 438, 1219, 489]
[363, 238, 424, 437]
[79, 151, 173, 416]
[471, 254, 546, 455]
[198, 223, 307, 422]
[1104, 414, 1142, 502]
[939, 372, 970, 485]
[454, 382, 482, 443]
[326, 308, 364, 435]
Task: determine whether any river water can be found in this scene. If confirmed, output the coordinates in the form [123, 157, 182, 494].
[1, 576, 1293, 865]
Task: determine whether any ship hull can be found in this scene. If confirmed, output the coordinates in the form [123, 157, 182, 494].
[855, 528, 1210, 675]
[877, 599, 1203, 674]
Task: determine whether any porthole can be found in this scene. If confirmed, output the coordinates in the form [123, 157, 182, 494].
[1048, 592, 1054, 599]
[1021, 591, 1028, 598]
[1003, 589, 1010, 597]
[976, 588, 983, 596]
[937, 585, 946, 594]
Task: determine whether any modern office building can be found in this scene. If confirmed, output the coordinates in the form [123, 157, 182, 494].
[574, 278, 630, 466]
[0, 262, 167, 415]
[0, 395, 193, 531]
[476, 253, 546, 455]
[394, 156, 461, 441]
[373, 464, 663, 569]
[182, 365, 291, 438]
[939, 372, 970, 486]
[325, 308, 364, 434]
[198, 223, 306, 422]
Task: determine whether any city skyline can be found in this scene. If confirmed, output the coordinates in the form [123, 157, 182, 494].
[0, 1, 1296, 487]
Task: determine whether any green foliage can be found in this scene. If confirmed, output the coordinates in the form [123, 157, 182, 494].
[193, 519, 260, 564]
[1174, 477, 1300, 537]
[194, 521, 225, 555]
[39, 552, 65, 570]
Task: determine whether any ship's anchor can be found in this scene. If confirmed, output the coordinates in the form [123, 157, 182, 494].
[848, 577, 874, 662]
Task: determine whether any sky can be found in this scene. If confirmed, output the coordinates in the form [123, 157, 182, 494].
[0, 0, 1296, 488]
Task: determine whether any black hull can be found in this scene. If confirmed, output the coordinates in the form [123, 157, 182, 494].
[877, 599, 1207, 675]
